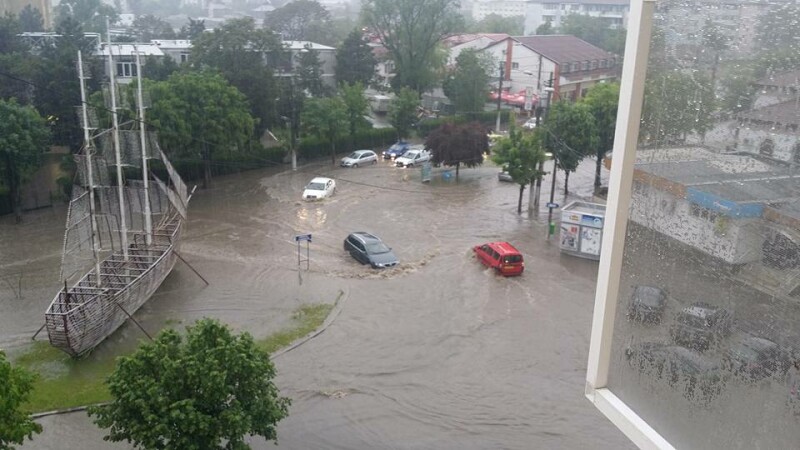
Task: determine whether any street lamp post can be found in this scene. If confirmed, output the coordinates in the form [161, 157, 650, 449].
[541, 72, 558, 240]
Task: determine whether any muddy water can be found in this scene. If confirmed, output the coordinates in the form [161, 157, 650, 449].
[3, 158, 629, 449]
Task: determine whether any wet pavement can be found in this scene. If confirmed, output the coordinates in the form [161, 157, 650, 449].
[1, 156, 631, 449]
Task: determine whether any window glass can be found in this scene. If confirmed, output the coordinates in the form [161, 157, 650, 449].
[604, 1, 800, 448]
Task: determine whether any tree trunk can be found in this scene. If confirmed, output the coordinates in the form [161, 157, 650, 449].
[595, 151, 603, 189]
[330, 138, 336, 166]
[564, 171, 570, 196]
[517, 184, 525, 214]
[202, 143, 212, 189]
[456, 162, 460, 181]
[528, 180, 536, 212]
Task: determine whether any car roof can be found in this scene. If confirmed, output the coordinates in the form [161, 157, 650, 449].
[350, 231, 380, 243]
[309, 177, 332, 184]
[681, 302, 724, 318]
[354, 149, 374, 154]
[482, 241, 521, 255]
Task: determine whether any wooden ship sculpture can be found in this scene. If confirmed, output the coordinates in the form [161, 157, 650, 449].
[44, 39, 193, 357]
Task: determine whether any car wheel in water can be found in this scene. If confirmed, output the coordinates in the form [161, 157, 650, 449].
[353, 163, 358, 168]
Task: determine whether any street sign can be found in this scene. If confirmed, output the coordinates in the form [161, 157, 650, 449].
[546, 202, 560, 209]
[294, 234, 312, 242]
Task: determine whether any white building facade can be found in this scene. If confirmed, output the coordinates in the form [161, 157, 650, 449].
[471, 0, 528, 20]
[523, 0, 630, 35]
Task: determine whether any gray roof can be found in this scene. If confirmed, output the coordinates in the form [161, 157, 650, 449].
[739, 101, 800, 126]
[512, 35, 618, 64]
[755, 70, 800, 88]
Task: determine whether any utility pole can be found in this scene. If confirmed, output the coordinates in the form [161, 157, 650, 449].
[289, 76, 298, 171]
[495, 61, 504, 133]
[542, 72, 557, 240]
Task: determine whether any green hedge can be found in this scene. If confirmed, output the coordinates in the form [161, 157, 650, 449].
[155, 144, 286, 183]
[415, 110, 512, 137]
[0, 187, 10, 216]
[298, 127, 398, 160]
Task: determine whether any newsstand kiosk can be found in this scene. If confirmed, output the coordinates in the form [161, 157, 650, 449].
[559, 201, 606, 260]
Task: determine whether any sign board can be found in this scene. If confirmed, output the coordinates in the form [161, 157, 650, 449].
[524, 86, 534, 111]
[546, 202, 560, 209]
[294, 234, 312, 242]
[421, 162, 432, 182]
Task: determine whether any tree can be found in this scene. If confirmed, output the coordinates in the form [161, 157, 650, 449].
[54, 0, 118, 33]
[535, 20, 555, 35]
[542, 101, 597, 195]
[442, 49, 491, 114]
[388, 87, 419, 140]
[361, 0, 461, 93]
[17, 5, 44, 32]
[339, 82, 369, 148]
[89, 319, 290, 450]
[142, 55, 179, 81]
[131, 14, 176, 41]
[0, 99, 50, 222]
[301, 96, 347, 165]
[559, 14, 626, 55]
[0, 14, 37, 104]
[295, 44, 327, 97]
[191, 17, 282, 133]
[492, 126, 547, 213]
[581, 82, 619, 190]
[472, 14, 523, 35]
[640, 71, 715, 144]
[755, 2, 800, 58]
[146, 72, 257, 189]
[426, 122, 488, 181]
[127, 0, 181, 17]
[0, 351, 42, 448]
[178, 18, 205, 40]
[335, 29, 376, 86]
[264, 0, 331, 43]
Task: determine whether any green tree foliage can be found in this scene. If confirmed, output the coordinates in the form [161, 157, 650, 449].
[442, 49, 491, 114]
[640, 71, 715, 144]
[0, 98, 50, 222]
[559, 14, 626, 55]
[301, 96, 348, 165]
[89, 319, 290, 450]
[0, 14, 38, 104]
[146, 72, 256, 189]
[581, 82, 619, 189]
[755, 2, 800, 59]
[264, 0, 331, 43]
[335, 29, 376, 87]
[339, 82, 370, 147]
[492, 126, 547, 213]
[388, 87, 419, 140]
[295, 44, 327, 97]
[54, 0, 118, 33]
[131, 14, 176, 41]
[535, 20, 555, 35]
[17, 5, 44, 32]
[142, 55, 179, 81]
[191, 17, 282, 133]
[426, 121, 488, 181]
[0, 351, 42, 448]
[542, 101, 597, 195]
[361, 0, 461, 93]
[178, 18, 205, 40]
[471, 14, 523, 35]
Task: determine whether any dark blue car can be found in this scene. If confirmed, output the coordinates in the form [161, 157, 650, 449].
[382, 141, 411, 160]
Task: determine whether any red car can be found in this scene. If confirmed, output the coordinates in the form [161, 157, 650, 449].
[473, 242, 525, 276]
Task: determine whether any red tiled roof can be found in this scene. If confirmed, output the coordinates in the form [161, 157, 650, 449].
[512, 35, 617, 64]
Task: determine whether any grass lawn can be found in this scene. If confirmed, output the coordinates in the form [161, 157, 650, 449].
[14, 302, 335, 413]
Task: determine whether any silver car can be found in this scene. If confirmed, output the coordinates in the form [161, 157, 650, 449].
[340, 150, 378, 167]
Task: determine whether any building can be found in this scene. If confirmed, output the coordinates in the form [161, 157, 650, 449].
[280, 41, 337, 89]
[471, 0, 527, 20]
[94, 43, 165, 83]
[1, 0, 52, 28]
[151, 39, 192, 65]
[480, 35, 619, 103]
[523, 0, 630, 35]
[443, 33, 509, 65]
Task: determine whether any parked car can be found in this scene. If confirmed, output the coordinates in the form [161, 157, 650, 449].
[627, 285, 668, 323]
[343, 232, 399, 268]
[302, 177, 335, 201]
[473, 242, 524, 276]
[723, 333, 790, 382]
[670, 302, 734, 351]
[395, 149, 431, 168]
[498, 168, 513, 182]
[340, 150, 378, 168]
[522, 118, 537, 130]
[625, 342, 729, 403]
[383, 141, 411, 160]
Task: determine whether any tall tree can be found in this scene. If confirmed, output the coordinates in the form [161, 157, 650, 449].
[178, 17, 205, 40]
[0, 351, 42, 448]
[89, 319, 290, 450]
[361, 0, 461, 93]
[131, 14, 176, 41]
[492, 126, 547, 213]
[17, 5, 44, 32]
[535, 20, 555, 35]
[301, 96, 348, 165]
[143, 55, 179, 81]
[0, 98, 50, 222]
[295, 44, 327, 97]
[191, 17, 282, 133]
[0, 14, 38, 104]
[146, 71, 257, 189]
[472, 14, 523, 35]
[264, 0, 331, 43]
[335, 29, 376, 86]
[426, 121, 488, 181]
[339, 82, 369, 148]
[581, 82, 619, 189]
[442, 49, 491, 114]
[640, 71, 715, 144]
[542, 101, 597, 195]
[388, 87, 419, 140]
[54, 0, 118, 33]
[559, 14, 626, 55]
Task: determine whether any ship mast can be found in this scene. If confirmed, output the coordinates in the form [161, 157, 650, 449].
[134, 46, 152, 246]
[106, 18, 129, 259]
[77, 50, 103, 287]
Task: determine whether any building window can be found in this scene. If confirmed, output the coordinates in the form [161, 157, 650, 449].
[794, 142, 800, 164]
[582, 61, 590, 71]
[600, 59, 607, 68]
[562, 63, 570, 74]
[759, 138, 775, 157]
[544, 3, 558, 10]
[512, 62, 519, 70]
[543, 15, 555, 22]
[116, 62, 137, 77]
[180, 53, 189, 63]
[591, 60, 598, 70]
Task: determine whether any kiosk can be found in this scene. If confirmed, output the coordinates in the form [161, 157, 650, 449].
[559, 201, 606, 260]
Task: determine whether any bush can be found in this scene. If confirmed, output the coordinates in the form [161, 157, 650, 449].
[158, 141, 286, 183]
[298, 127, 398, 160]
[415, 110, 513, 137]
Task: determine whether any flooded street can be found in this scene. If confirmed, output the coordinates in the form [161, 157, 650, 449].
[2, 157, 631, 449]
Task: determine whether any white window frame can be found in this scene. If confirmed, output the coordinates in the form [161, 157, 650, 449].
[116, 61, 137, 78]
[584, 1, 676, 449]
